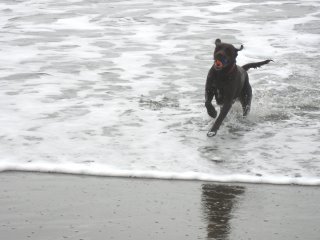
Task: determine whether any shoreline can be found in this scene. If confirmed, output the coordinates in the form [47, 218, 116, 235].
[1, 171, 320, 240]
[1, 168, 319, 186]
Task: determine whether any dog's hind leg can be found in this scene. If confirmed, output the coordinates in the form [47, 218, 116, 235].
[240, 77, 252, 116]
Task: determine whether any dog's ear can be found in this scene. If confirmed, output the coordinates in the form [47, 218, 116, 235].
[235, 45, 244, 52]
[234, 44, 244, 58]
[215, 39, 222, 45]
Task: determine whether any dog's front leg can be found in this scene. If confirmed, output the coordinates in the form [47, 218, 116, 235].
[205, 88, 217, 118]
[207, 102, 232, 137]
[205, 71, 218, 118]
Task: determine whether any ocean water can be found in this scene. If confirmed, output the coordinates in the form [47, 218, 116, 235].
[0, 0, 319, 185]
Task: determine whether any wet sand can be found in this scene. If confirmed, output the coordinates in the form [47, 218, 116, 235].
[0, 171, 319, 240]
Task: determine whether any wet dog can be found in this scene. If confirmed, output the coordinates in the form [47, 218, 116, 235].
[205, 39, 272, 137]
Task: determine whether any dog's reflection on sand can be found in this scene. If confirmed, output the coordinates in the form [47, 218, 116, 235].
[201, 184, 245, 239]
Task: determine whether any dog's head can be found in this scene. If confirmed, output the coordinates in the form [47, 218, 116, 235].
[213, 39, 243, 71]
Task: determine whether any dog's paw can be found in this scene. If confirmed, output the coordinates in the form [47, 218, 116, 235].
[243, 105, 250, 117]
[208, 110, 217, 118]
[206, 104, 217, 118]
[207, 130, 217, 137]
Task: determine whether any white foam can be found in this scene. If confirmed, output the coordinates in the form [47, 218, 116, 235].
[205, 1, 245, 13]
[54, 16, 104, 30]
[1, 162, 320, 186]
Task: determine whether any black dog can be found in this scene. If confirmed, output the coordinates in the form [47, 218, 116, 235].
[205, 39, 272, 137]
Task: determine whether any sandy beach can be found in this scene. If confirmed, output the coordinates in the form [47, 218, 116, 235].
[0, 172, 319, 240]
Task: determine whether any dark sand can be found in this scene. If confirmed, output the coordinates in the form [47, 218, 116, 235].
[0, 172, 319, 240]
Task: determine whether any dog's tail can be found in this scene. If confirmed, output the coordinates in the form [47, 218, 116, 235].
[242, 60, 273, 71]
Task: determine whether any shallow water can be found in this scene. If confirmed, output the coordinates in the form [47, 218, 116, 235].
[0, 0, 319, 185]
